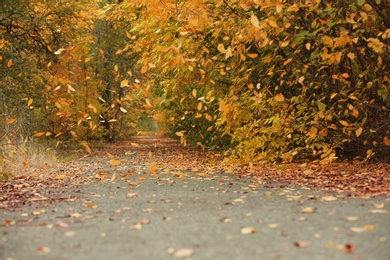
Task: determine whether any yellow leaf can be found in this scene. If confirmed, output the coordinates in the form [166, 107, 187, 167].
[7, 59, 12, 68]
[141, 65, 148, 73]
[192, 89, 197, 98]
[107, 152, 114, 158]
[241, 227, 257, 234]
[27, 98, 33, 106]
[322, 36, 334, 47]
[126, 193, 138, 198]
[250, 14, 259, 27]
[6, 118, 16, 125]
[298, 76, 305, 84]
[120, 79, 129, 88]
[247, 53, 258, 58]
[55, 174, 67, 180]
[274, 93, 285, 102]
[280, 40, 290, 48]
[347, 52, 356, 60]
[33, 132, 45, 137]
[339, 120, 350, 127]
[283, 57, 292, 65]
[355, 127, 363, 137]
[109, 159, 121, 166]
[175, 131, 184, 137]
[217, 44, 226, 53]
[81, 141, 91, 154]
[131, 142, 140, 147]
[268, 19, 278, 28]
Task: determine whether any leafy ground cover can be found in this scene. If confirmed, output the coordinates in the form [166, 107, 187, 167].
[1, 136, 389, 212]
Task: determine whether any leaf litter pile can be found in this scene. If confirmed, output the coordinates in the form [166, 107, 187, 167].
[1, 136, 389, 211]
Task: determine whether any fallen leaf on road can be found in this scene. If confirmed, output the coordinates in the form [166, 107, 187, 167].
[221, 217, 232, 223]
[173, 248, 194, 258]
[139, 218, 151, 224]
[321, 195, 337, 201]
[368, 209, 389, 214]
[342, 216, 359, 221]
[241, 227, 257, 234]
[301, 207, 316, 213]
[343, 243, 355, 254]
[64, 231, 75, 237]
[126, 193, 138, 198]
[294, 241, 310, 248]
[37, 247, 50, 253]
[129, 223, 142, 230]
[268, 223, 280, 228]
[71, 213, 82, 218]
[372, 203, 384, 208]
[109, 159, 121, 166]
[350, 225, 375, 232]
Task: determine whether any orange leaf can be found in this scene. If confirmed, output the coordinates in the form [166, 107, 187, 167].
[6, 118, 16, 125]
[109, 159, 121, 166]
[384, 136, 390, 146]
[7, 59, 12, 68]
[339, 120, 350, 127]
[247, 53, 258, 58]
[81, 141, 91, 154]
[33, 132, 45, 137]
[274, 93, 285, 102]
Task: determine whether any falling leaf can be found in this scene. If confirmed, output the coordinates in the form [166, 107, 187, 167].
[175, 131, 185, 137]
[81, 141, 91, 154]
[241, 227, 257, 234]
[339, 120, 350, 127]
[6, 118, 16, 125]
[247, 53, 258, 58]
[356, 127, 363, 137]
[33, 132, 45, 137]
[250, 14, 259, 27]
[126, 193, 138, 198]
[173, 248, 194, 258]
[120, 79, 129, 88]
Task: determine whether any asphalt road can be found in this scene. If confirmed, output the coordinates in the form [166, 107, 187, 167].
[1, 162, 389, 260]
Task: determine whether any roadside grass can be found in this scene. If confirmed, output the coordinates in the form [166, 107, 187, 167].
[0, 138, 58, 180]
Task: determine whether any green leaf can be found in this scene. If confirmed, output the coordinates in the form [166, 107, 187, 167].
[357, 0, 366, 6]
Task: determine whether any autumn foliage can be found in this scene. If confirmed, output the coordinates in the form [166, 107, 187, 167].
[1, 0, 389, 167]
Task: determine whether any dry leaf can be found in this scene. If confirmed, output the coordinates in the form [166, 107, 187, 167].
[241, 227, 257, 234]
[126, 193, 138, 198]
[294, 241, 311, 248]
[109, 159, 121, 166]
[173, 248, 194, 258]
[301, 207, 316, 213]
